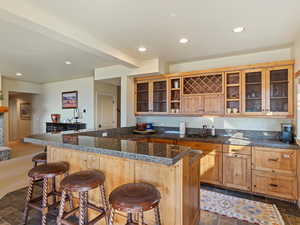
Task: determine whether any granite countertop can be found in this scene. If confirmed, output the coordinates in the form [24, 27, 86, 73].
[24, 133, 193, 166]
[80, 130, 299, 150]
[24, 128, 299, 166]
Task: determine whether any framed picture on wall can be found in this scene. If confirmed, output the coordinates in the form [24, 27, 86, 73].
[62, 91, 78, 109]
[20, 103, 32, 120]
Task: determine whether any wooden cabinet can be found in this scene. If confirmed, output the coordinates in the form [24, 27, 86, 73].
[252, 170, 297, 200]
[265, 66, 293, 116]
[241, 65, 293, 117]
[252, 147, 297, 200]
[225, 71, 242, 114]
[135, 79, 168, 114]
[242, 69, 266, 115]
[222, 145, 251, 191]
[134, 60, 294, 117]
[177, 141, 223, 185]
[252, 147, 297, 175]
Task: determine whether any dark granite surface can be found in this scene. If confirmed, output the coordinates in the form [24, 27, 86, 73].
[24, 132, 193, 166]
[24, 127, 299, 166]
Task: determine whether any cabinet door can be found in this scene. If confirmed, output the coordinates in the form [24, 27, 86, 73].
[252, 147, 296, 175]
[200, 151, 223, 185]
[204, 94, 224, 115]
[181, 95, 204, 114]
[252, 170, 297, 200]
[265, 66, 293, 116]
[135, 82, 150, 113]
[177, 141, 223, 185]
[152, 80, 167, 113]
[223, 153, 251, 191]
[242, 69, 266, 115]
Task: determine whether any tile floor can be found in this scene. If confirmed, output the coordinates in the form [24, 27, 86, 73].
[0, 184, 299, 225]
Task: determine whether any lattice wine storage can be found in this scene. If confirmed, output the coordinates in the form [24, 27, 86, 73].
[183, 73, 223, 95]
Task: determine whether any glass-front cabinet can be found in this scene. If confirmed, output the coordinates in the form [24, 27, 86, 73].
[265, 66, 293, 116]
[242, 69, 265, 115]
[135, 79, 168, 114]
[242, 65, 293, 116]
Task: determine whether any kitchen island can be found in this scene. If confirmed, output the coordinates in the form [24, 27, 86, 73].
[24, 132, 201, 225]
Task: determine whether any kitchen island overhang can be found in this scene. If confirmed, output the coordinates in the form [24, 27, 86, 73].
[24, 132, 202, 225]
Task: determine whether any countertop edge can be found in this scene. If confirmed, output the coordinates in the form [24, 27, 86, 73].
[24, 137, 191, 166]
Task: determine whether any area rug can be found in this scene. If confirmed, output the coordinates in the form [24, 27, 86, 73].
[200, 189, 285, 225]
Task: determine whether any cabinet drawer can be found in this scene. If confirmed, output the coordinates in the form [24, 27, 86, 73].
[252, 147, 296, 175]
[252, 170, 297, 200]
[177, 141, 222, 153]
[223, 145, 251, 155]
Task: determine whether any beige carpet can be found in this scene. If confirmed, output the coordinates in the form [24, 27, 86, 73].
[8, 142, 44, 159]
[0, 153, 38, 199]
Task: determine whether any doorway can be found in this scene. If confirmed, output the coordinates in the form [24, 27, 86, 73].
[96, 93, 117, 129]
[94, 79, 121, 129]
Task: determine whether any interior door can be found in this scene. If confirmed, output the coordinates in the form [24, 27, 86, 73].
[97, 94, 116, 129]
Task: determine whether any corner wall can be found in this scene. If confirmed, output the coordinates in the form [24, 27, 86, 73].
[32, 77, 95, 133]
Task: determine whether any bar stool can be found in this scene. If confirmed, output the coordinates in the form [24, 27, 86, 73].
[32, 152, 47, 167]
[108, 183, 161, 225]
[23, 162, 69, 225]
[57, 170, 109, 225]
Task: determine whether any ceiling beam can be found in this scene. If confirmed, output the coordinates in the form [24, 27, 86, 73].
[0, 2, 140, 68]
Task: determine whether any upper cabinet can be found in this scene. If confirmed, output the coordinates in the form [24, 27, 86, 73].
[135, 79, 168, 114]
[265, 66, 293, 116]
[134, 60, 294, 118]
[242, 69, 266, 115]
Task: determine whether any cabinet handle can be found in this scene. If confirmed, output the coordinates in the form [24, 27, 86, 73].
[269, 183, 278, 187]
[268, 158, 279, 162]
[231, 149, 239, 152]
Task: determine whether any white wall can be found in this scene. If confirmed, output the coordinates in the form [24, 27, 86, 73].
[170, 48, 292, 73]
[293, 36, 300, 138]
[2, 78, 41, 144]
[139, 48, 294, 131]
[32, 77, 94, 133]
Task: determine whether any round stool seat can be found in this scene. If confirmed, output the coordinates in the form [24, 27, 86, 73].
[109, 183, 161, 213]
[60, 170, 105, 192]
[32, 152, 47, 164]
[28, 162, 69, 178]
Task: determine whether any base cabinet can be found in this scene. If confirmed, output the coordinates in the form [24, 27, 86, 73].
[223, 153, 251, 191]
[200, 151, 223, 185]
[252, 170, 297, 200]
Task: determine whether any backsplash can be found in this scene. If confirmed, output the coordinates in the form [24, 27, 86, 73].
[136, 116, 293, 132]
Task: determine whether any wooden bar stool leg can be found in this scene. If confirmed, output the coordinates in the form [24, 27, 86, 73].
[41, 178, 48, 225]
[79, 192, 88, 225]
[68, 191, 74, 209]
[108, 208, 115, 225]
[52, 177, 57, 205]
[100, 184, 109, 224]
[140, 212, 145, 225]
[57, 190, 67, 225]
[154, 206, 161, 225]
[23, 178, 34, 225]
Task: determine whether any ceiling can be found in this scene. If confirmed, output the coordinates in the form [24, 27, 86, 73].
[27, 0, 300, 62]
[0, 19, 116, 83]
[1, 0, 300, 83]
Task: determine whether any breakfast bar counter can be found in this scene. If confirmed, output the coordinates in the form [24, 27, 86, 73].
[24, 132, 201, 225]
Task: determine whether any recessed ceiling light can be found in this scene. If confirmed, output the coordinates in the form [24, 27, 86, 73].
[138, 47, 147, 52]
[179, 38, 189, 44]
[65, 61, 72, 65]
[170, 13, 177, 17]
[16, 73, 22, 76]
[233, 27, 245, 33]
